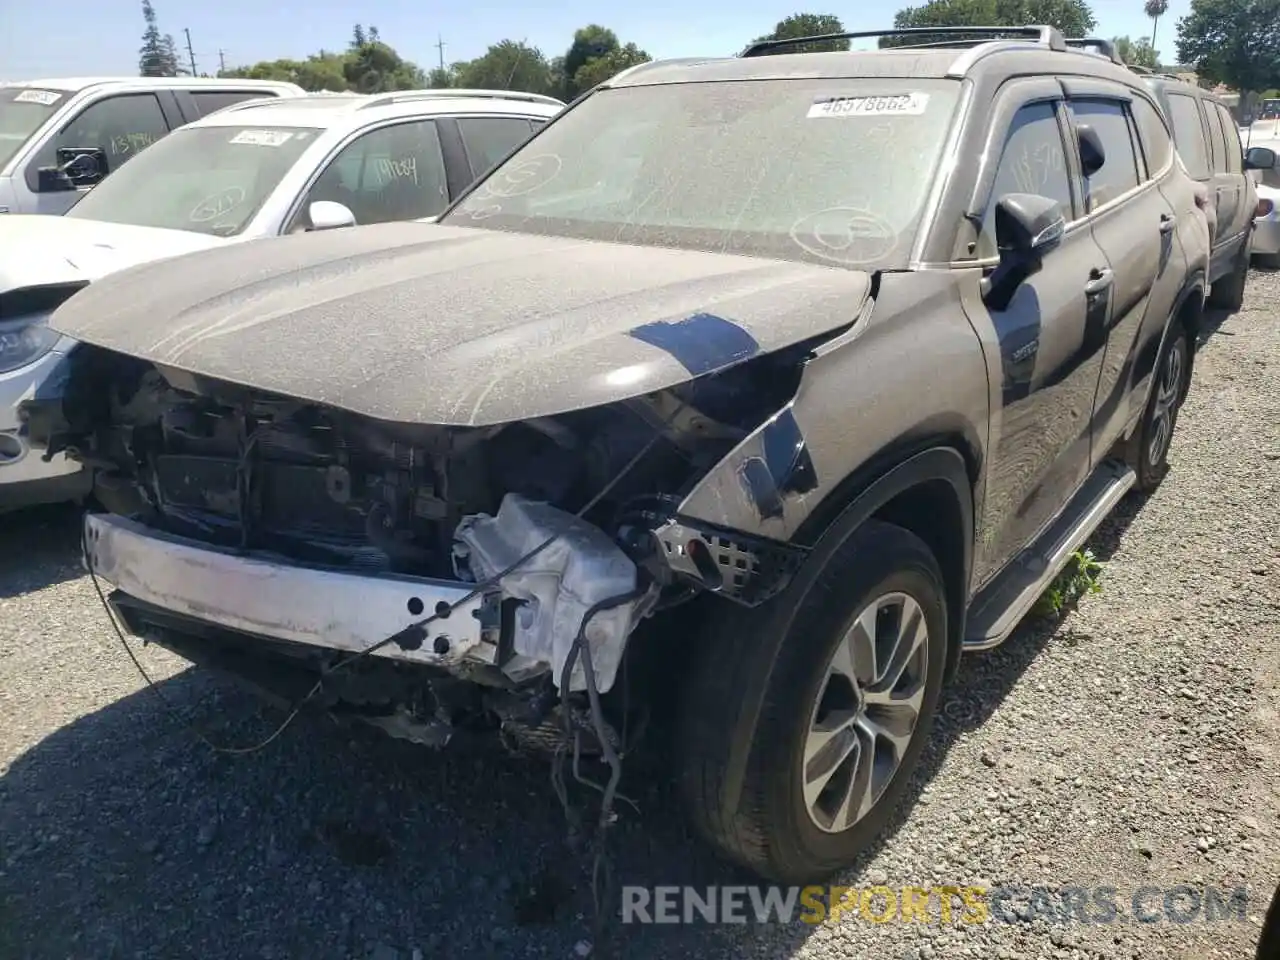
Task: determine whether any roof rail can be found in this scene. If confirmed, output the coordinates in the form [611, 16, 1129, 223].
[739, 25, 1066, 57]
[1062, 37, 1125, 65]
[358, 89, 564, 110]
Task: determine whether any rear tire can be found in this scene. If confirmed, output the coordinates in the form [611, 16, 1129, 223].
[1127, 323, 1190, 493]
[677, 519, 948, 884]
[1206, 244, 1248, 312]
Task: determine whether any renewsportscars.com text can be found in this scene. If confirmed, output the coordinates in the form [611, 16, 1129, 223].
[620, 884, 1251, 925]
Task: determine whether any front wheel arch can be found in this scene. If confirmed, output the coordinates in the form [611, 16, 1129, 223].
[699, 445, 975, 833]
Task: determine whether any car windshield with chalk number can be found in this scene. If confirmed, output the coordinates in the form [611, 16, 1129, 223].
[447, 78, 960, 268]
[65, 125, 322, 237]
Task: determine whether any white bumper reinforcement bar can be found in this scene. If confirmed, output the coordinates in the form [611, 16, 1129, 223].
[84, 512, 491, 666]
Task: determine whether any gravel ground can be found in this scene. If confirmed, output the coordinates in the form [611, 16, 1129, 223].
[1, 273, 1278, 960]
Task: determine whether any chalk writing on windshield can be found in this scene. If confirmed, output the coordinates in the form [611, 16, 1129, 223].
[789, 206, 899, 265]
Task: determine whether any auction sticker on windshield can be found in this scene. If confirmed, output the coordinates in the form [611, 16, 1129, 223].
[807, 93, 929, 118]
[12, 89, 62, 106]
[229, 129, 295, 147]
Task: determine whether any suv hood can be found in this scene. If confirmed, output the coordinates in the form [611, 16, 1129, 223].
[48, 221, 872, 426]
[0, 215, 225, 291]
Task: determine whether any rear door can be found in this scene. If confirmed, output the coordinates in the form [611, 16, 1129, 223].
[1213, 100, 1253, 252]
[964, 79, 1111, 579]
[1063, 83, 1182, 457]
[1201, 96, 1243, 270]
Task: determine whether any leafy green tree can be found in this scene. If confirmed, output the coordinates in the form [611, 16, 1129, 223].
[138, 0, 181, 77]
[427, 66, 458, 88]
[886, 0, 1097, 44]
[751, 13, 851, 54]
[1113, 34, 1159, 67]
[563, 25, 620, 96]
[571, 43, 652, 92]
[1176, 0, 1280, 94]
[456, 41, 557, 96]
[344, 24, 425, 92]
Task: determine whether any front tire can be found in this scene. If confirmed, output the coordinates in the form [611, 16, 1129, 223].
[678, 519, 948, 883]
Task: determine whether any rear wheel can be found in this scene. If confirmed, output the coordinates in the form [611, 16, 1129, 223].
[678, 519, 948, 883]
[1128, 324, 1189, 493]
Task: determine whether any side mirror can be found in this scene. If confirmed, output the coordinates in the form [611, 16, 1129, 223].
[983, 193, 1066, 311]
[1076, 124, 1106, 178]
[308, 200, 356, 231]
[1245, 146, 1278, 171]
[36, 146, 108, 192]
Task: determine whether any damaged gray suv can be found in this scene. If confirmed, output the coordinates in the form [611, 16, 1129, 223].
[23, 25, 1210, 884]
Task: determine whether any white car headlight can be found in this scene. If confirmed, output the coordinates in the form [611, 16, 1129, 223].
[0, 317, 60, 374]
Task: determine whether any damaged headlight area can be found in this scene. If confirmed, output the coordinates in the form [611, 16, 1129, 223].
[36, 343, 811, 752]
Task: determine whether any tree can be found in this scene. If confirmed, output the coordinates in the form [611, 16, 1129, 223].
[427, 66, 458, 88]
[1176, 0, 1280, 94]
[456, 41, 557, 97]
[138, 0, 181, 77]
[1113, 34, 1159, 68]
[887, 0, 1097, 44]
[751, 13, 851, 54]
[344, 24, 424, 92]
[221, 29, 425, 93]
[572, 43, 652, 92]
[563, 25, 620, 96]
[1145, 0, 1169, 47]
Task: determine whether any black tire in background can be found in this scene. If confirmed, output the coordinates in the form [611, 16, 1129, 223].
[1207, 243, 1249, 312]
[677, 518, 949, 884]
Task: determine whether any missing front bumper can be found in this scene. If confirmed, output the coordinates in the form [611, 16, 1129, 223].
[83, 512, 496, 670]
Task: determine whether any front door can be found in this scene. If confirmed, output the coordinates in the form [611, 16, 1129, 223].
[965, 83, 1111, 583]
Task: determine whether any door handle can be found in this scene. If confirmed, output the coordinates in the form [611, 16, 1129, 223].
[1085, 267, 1114, 296]
[1159, 213, 1176, 234]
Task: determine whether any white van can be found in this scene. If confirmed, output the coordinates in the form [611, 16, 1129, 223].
[0, 77, 305, 216]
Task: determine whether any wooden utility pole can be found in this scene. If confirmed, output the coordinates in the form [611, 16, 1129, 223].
[218, 49, 227, 75]
[435, 35, 446, 71]
[183, 28, 198, 76]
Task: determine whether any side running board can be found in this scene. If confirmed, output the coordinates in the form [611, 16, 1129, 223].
[964, 460, 1136, 651]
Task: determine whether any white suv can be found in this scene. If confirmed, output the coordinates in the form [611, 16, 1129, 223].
[0, 89, 563, 509]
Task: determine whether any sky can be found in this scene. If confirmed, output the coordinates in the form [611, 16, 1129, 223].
[0, 0, 1195, 80]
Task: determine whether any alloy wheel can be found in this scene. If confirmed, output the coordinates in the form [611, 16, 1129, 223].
[1148, 337, 1185, 467]
[803, 591, 929, 834]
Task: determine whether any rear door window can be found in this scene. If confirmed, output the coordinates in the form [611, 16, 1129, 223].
[189, 90, 280, 117]
[457, 116, 537, 178]
[1166, 93, 1211, 180]
[1070, 98, 1140, 210]
[1216, 104, 1243, 173]
[1202, 99, 1228, 172]
[1130, 95, 1173, 176]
